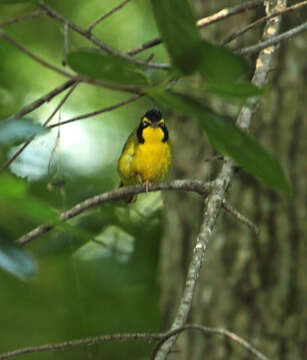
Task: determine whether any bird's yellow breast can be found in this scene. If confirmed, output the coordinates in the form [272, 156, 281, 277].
[133, 127, 171, 182]
[118, 127, 171, 185]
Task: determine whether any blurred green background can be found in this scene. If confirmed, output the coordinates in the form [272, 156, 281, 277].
[0, 1, 167, 359]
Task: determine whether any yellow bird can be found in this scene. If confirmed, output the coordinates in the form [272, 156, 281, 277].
[117, 109, 172, 202]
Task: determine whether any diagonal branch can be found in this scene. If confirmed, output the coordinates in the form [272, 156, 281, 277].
[46, 94, 144, 129]
[222, 200, 260, 235]
[0, 323, 269, 360]
[2, 93, 142, 171]
[196, 0, 264, 27]
[17, 180, 214, 246]
[38, 2, 169, 70]
[151, 324, 270, 360]
[0, 333, 162, 360]
[224, 0, 307, 44]
[0, 29, 146, 94]
[87, 0, 133, 33]
[0, 10, 44, 27]
[61, 22, 69, 66]
[2, 82, 80, 171]
[8, 79, 77, 119]
[127, 0, 264, 55]
[238, 20, 307, 54]
[153, 0, 286, 358]
[0, 29, 74, 78]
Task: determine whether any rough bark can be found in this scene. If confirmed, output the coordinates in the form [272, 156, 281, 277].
[159, 1, 307, 359]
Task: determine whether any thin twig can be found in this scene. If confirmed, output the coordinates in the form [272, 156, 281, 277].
[0, 29, 145, 94]
[0, 29, 74, 78]
[238, 20, 307, 55]
[222, 200, 259, 235]
[3, 94, 142, 170]
[154, 0, 285, 358]
[17, 180, 214, 246]
[151, 324, 270, 360]
[1, 80, 77, 170]
[75, 76, 144, 93]
[127, 38, 163, 56]
[224, 0, 307, 44]
[87, 0, 133, 33]
[39, 2, 169, 70]
[0, 333, 162, 360]
[2, 82, 79, 171]
[47, 94, 144, 129]
[62, 22, 69, 66]
[204, 155, 223, 162]
[196, 0, 264, 27]
[0, 323, 269, 360]
[8, 80, 77, 119]
[127, 0, 264, 55]
[0, 10, 44, 27]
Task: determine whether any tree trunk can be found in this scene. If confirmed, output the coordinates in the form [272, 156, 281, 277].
[159, 1, 307, 359]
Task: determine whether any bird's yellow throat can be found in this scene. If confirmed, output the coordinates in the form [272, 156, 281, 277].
[141, 126, 164, 143]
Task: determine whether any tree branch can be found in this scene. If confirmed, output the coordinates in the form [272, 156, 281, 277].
[0, 29, 146, 94]
[238, 20, 307, 55]
[87, 0, 133, 33]
[222, 200, 260, 235]
[196, 0, 264, 28]
[224, 0, 307, 44]
[127, 38, 163, 56]
[46, 94, 144, 129]
[0, 333, 162, 360]
[0, 323, 269, 360]
[0, 29, 74, 78]
[2, 93, 142, 170]
[61, 22, 69, 66]
[8, 79, 77, 119]
[151, 324, 270, 360]
[17, 180, 214, 246]
[127, 0, 264, 55]
[2, 82, 79, 171]
[153, 0, 286, 358]
[38, 2, 169, 70]
[0, 10, 44, 27]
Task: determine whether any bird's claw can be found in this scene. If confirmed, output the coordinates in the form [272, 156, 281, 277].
[145, 180, 151, 193]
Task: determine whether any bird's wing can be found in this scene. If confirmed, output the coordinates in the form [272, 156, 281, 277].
[117, 129, 137, 181]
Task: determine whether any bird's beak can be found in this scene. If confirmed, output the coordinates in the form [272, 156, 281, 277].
[151, 122, 159, 128]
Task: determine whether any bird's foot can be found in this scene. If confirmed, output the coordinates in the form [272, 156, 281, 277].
[136, 173, 142, 184]
[145, 180, 151, 193]
[134, 173, 151, 193]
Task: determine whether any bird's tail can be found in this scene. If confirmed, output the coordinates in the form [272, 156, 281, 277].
[119, 181, 137, 204]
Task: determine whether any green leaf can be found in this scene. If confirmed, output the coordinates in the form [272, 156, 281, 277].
[151, 90, 291, 195]
[0, 238, 36, 280]
[0, 118, 46, 145]
[151, 0, 249, 80]
[151, 0, 202, 74]
[67, 48, 146, 84]
[199, 41, 249, 82]
[204, 81, 263, 98]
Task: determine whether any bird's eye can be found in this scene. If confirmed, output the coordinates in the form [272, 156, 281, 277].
[143, 121, 150, 127]
[159, 122, 165, 128]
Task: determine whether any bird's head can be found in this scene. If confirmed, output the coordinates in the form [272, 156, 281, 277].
[137, 109, 168, 143]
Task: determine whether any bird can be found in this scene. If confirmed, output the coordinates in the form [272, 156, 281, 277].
[117, 108, 172, 203]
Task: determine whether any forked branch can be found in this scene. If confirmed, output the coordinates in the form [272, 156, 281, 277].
[17, 180, 214, 246]
[0, 323, 269, 360]
[153, 0, 286, 358]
